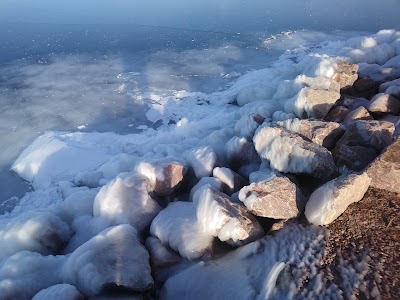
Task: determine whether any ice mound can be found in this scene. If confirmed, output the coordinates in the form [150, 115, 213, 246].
[93, 173, 162, 232]
[63, 224, 153, 296]
[186, 146, 218, 178]
[32, 284, 83, 300]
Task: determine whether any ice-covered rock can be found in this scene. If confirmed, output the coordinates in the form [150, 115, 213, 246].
[253, 125, 337, 179]
[150, 201, 214, 260]
[277, 118, 344, 149]
[235, 84, 276, 107]
[193, 186, 264, 246]
[186, 146, 218, 178]
[305, 172, 371, 225]
[225, 136, 260, 169]
[93, 173, 162, 232]
[63, 225, 153, 296]
[342, 106, 373, 124]
[212, 167, 248, 195]
[324, 106, 350, 122]
[289, 87, 341, 119]
[368, 93, 400, 114]
[145, 237, 181, 270]
[137, 159, 188, 196]
[347, 77, 379, 99]
[0, 212, 72, 260]
[385, 85, 400, 99]
[248, 168, 278, 183]
[379, 78, 400, 93]
[359, 64, 400, 82]
[367, 137, 400, 193]
[332, 60, 359, 89]
[0, 251, 67, 300]
[189, 176, 222, 201]
[233, 114, 265, 138]
[239, 175, 305, 219]
[32, 284, 83, 300]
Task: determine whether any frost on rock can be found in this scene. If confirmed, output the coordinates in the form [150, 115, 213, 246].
[63, 224, 153, 296]
[193, 185, 264, 247]
[239, 175, 305, 219]
[212, 167, 248, 195]
[93, 173, 162, 232]
[0, 212, 72, 260]
[136, 159, 188, 196]
[233, 114, 265, 138]
[305, 172, 371, 226]
[277, 118, 344, 150]
[253, 125, 337, 180]
[186, 146, 218, 179]
[225, 136, 260, 169]
[150, 202, 214, 260]
[32, 284, 83, 300]
[0, 251, 67, 300]
[145, 237, 181, 270]
[189, 176, 222, 201]
[161, 224, 329, 300]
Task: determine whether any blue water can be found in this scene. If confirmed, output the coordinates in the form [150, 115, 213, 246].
[0, 0, 399, 210]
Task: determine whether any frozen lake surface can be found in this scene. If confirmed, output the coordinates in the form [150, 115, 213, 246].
[0, 0, 399, 209]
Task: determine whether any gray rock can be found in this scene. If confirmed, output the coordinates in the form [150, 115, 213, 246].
[324, 106, 350, 122]
[379, 115, 400, 137]
[379, 78, 400, 93]
[305, 172, 371, 225]
[238, 175, 305, 219]
[341, 96, 370, 110]
[366, 138, 400, 193]
[253, 125, 337, 180]
[278, 118, 345, 150]
[368, 93, 400, 115]
[342, 106, 373, 124]
[302, 87, 341, 119]
[193, 186, 264, 247]
[213, 167, 248, 195]
[64, 225, 153, 296]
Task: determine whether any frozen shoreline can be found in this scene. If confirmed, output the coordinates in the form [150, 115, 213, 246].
[1, 29, 400, 299]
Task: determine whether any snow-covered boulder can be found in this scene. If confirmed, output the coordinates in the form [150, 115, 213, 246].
[342, 106, 373, 124]
[189, 176, 222, 201]
[253, 125, 337, 180]
[225, 136, 260, 169]
[367, 137, 400, 193]
[193, 186, 264, 247]
[305, 173, 371, 225]
[0, 251, 67, 300]
[150, 202, 214, 260]
[145, 237, 181, 270]
[277, 118, 344, 150]
[0, 212, 72, 260]
[368, 93, 400, 115]
[341, 96, 370, 111]
[63, 225, 153, 296]
[212, 167, 248, 195]
[137, 159, 188, 196]
[233, 114, 265, 138]
[186, 146, 218, 178]
[239, 175, 305, 219]
[32, 284, 83, 300]
[379, 78, 400, 93]
[93, 173, 162, 232]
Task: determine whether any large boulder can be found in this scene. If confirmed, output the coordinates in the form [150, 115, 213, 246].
[305, 173, 371, 226]
[253, 125, 337, 180]
[225, 136, 260, 169]
[301, 87, 341, 119]
[277, 118, 345, 150]
[346, 77, 379, 99]
[212, 167, 248, 195]
[342, 106, 373, 124]
[324, 106, 350, 122]
[332, 60, 359, 89]
[145, 237, 181, 271]
[332, 120, 395, 170]
[366, 138, 400, 193]
[368, 93, 400, 115]
[137, 160, 188, 196]
[238, 175, 305, 219]
[193, 186, 264, 247]
[63, 225, 153, 296]
[93, 173, 162, 233]
[186, 146, 218, 179]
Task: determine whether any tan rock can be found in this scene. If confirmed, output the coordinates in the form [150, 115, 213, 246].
[305, 172, 371, 225]
[366, 138, 400, 193]
[238, 175, 305, 219]
[332, 60, 359, 89]
[278, 118, 345, 150]
[342, 106, 373, 124]
[303, 87, 341, 119]
[368, 93, 400, 115]
[253, 125, 337, 180]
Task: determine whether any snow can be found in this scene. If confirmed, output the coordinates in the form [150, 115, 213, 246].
[32, 284, 82, 300]
[2, 28, 400, 297]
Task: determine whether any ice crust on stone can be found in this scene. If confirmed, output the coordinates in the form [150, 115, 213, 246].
[32, 284, 83, 300]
